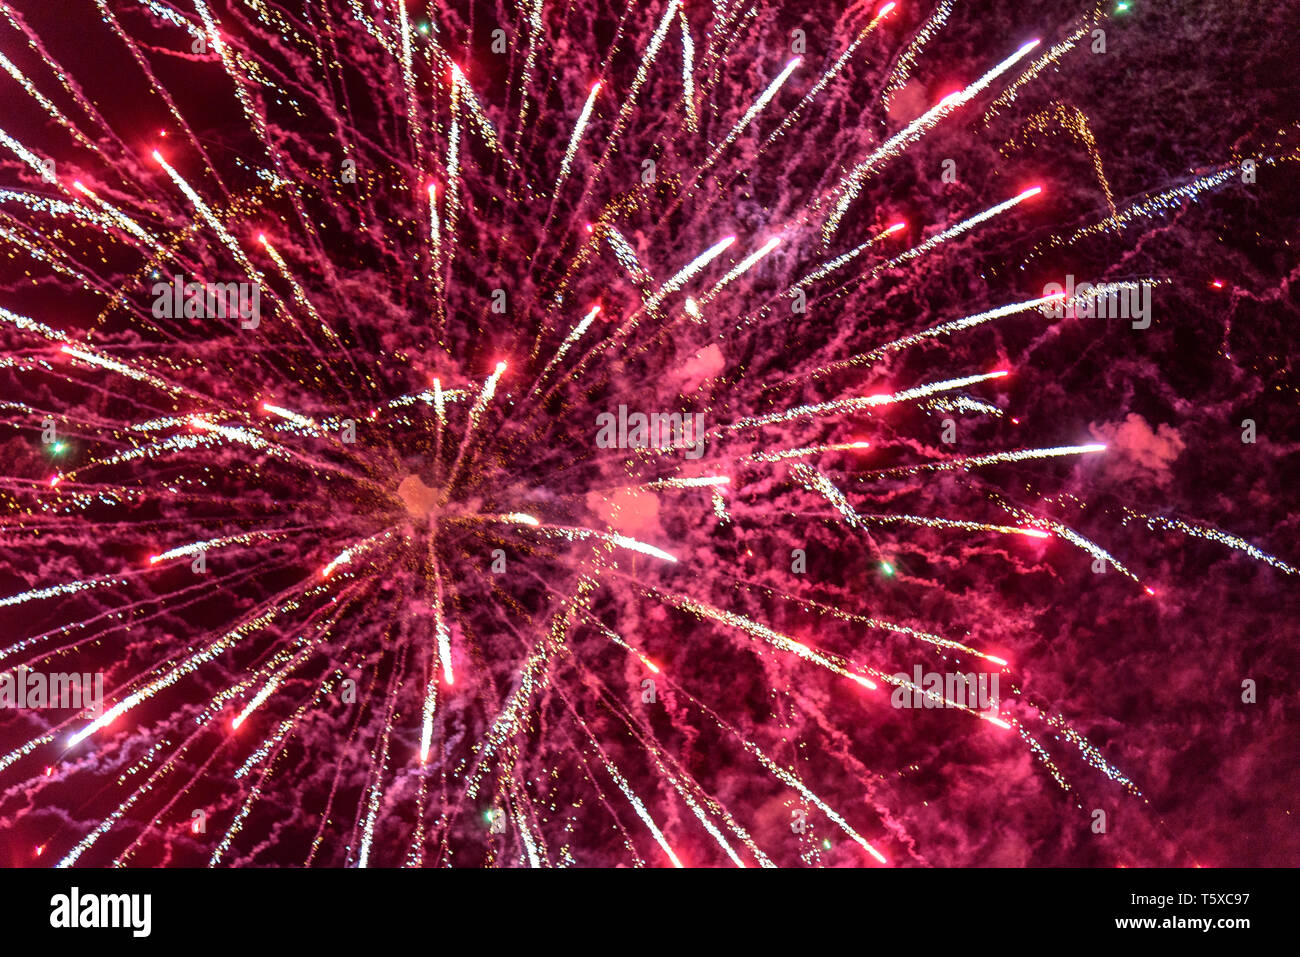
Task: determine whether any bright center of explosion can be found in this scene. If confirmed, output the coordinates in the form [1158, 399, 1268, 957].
[396, 473, 442, 518]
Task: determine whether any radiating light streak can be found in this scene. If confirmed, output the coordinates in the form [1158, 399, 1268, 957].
[442, 362, 507, 495]
[657, 590, 878, 691]
[869, 187, 1042, 277]
[529, 524, 679, 564]
[1136, 513, 1297, 575]
[761, 3, 897, 149]
[153, 150, 265, 289]
[824, 40, 1040, 241]
[556, 82, 602, 192]
[261, 403, 316, 430]
[882, 0, 955, 110]
[744, 441, 870, 462]
[677, 10, 699, 133]
[865, 444, 1107, 479]
[789, 222, 907, 293]
[637, 475, 730, 489]
[71, 181, 157, 244]
[642, 235, 737, 315]
[702, 56, 802, 169]
[149, 530, 283, 564]
[599, 753, 684, 867]
[321, 530, 394, 578]
[531, 305, 601, 393]
[0, 576, 125, 609]
[725, 371, 1007, 433]
[699, 237, 781, 305]
[67, 592, 314, 749]
[418, 675, 438, 764]
[60, 345, 175, 395]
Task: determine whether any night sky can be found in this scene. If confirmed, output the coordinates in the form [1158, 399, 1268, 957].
[0, 0, 1297, 868]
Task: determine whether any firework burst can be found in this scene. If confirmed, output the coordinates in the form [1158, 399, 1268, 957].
[0, 0, 1296, 868]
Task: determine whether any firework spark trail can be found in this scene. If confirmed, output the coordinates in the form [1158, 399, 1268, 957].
[742, 441, 870, 462]
[562, 694, 684, 867]
[634, 475, 729, 490]
[652, 588, 878, 691]
[70, 181, 158, 245]
[321, 530, 395, 578]
[758, 2, 897, 152]
[188, 415, 379, 487]
[577, 639, 769, 863]
[699, 56, 802, 172]
[787, 222, 907, 295]
[0, 126, 58, 180]
[438, 73, 463, 335]
[0, 560, 273, 671]
[1132, 512, 1297, 575]
[983, 15, 1103, 122]
[0, 49, 102, 156]
[676, 9, 699, 133]
[997, 503, 1144, 584]
[562, 673, 754, 866]
[60, 582, 318, 751]
[57, 344, 178, 398]
[427, 182, 442, 289]
[152, 151, 265, 291]
[860, 444, 1108, 479]
[583, 0, 681, 189]
[0, 190, 121, 238]
[396, 0, 424, 201]
[71, 586, 374, 868]
[529, 304, 601, 393]
[625, 654, 891, 862]
[698, 237, 781, 305]
[486, 514, 679, 565]
[1028, 157, 1300, 262]
[881, 0, 955, 110]
[771, 286, 1153, 389]
[355, 695, 396, 867]
[639, 235, 738, 317]
[431, 375, 446, 476]
[822, 39, 1041, 242]
[256, 234, 354, 381]
[0, 574, 128, 610]
[732, 580, 1009, 665]
[555, 234, 738, 392]
[91, 0, 228, 193]
[511, 0, 547, 156]
[553, 82, 603, 199]
[1010, 103, 1118, 224]
[866, 186, 1043, 278]
[721, 371, 1008, 434]
[148, 528, 298, 565]
[441, 360, 507, 497]
[58, 718, 223, 868]
[432, 556, 453, 685]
